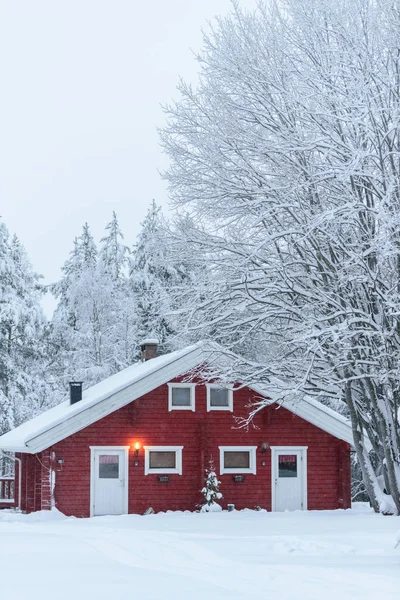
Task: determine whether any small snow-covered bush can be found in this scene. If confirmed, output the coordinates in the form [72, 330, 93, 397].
[199, 457, 222, 513]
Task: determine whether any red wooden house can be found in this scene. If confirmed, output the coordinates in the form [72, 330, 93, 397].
[0, 341, 353, 517]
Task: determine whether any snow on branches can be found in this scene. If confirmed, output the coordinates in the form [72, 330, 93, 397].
[161, 0, 400, 513]
[199, 457, 223, 513]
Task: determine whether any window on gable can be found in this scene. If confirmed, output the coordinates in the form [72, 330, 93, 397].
[206, 385, 233, 411]
[211, 388, 228, 406]
[144, 446, 183, 475]
[172, 387, 191, 406]
[219, 446, 257, 474]
[168, 383, 195, 411]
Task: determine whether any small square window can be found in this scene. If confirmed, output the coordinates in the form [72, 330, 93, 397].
[206, 385, 233, 411]
[144, 446, 183, 475]
[168, 383, 195, 411]
[172, 387, 191, 406]
[211, 388, 228, 406]
[219, 446, 257, 474]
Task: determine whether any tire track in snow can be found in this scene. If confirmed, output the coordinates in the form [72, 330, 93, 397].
[82, 529, 400, 600]
[82, 531, 265, 597]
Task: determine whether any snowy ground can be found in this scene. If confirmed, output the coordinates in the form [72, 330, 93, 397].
[0, 504, 398, 600]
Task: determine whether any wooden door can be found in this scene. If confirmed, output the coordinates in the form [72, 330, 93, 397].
[272, 448, 307, 511]
[92, 448, 127, 516]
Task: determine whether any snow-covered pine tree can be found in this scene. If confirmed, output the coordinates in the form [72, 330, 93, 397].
[51, 216, 138, 393]
[51, 224, 97, 331]
[79, 222, 97, 269]
[130, 201, 186, 352]
[98, 211, 129, 283]
[0, 222, 48, 433]
[199, 457, 222, 512]
[98, 213, 136, 369]
[51, 222, 110, 389]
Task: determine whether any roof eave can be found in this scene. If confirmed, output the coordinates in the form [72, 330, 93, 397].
[22, 344, 206, 453]
[250, 385, 354, 446]
[0, 445, 31, 453]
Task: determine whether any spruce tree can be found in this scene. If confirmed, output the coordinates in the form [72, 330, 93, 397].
[130, 201, 187, 352]
[0, 221, 48, 433]
[98, 213, 136, 369]
[51, 217, 136, 391]
[199, 457, 223, 512]
[51, 222, 107, 388]
[98, 211, 129, 283]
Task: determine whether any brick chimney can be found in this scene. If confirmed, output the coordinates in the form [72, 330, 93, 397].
[140, 339, 159, 361]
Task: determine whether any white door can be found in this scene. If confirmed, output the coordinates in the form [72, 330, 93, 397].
[92, 448, 128, 516]
[272, 448, 307, 511]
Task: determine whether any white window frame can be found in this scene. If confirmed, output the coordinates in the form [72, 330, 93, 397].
[167, 383, 196, 411]
[219, 446, 257, 475]
[206, 384, 233, 412]
[144, 445, 184, 475]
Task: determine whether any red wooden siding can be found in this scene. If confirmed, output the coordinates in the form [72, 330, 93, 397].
[18, 379, 351, 517]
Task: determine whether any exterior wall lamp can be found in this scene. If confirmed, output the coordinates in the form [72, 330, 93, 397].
[134, 442, 141, 456]
[261, 442, 269, 454]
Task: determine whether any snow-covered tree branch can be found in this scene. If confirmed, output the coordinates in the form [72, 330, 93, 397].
[161, 0, 400, 513]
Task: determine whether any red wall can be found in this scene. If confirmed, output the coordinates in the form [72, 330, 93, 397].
[20, 379, 351, 517]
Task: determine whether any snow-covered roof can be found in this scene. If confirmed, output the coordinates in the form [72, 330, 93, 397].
[0, 341, 354, 453]
[250, 383, 353, 447]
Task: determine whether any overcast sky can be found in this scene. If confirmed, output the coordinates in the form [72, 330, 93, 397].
[0, 1, 255, 314]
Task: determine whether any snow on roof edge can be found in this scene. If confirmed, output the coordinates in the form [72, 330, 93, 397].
[0, 340, 354, 451]
[0, 342, 206, 451]
[250, 383, 353, 445]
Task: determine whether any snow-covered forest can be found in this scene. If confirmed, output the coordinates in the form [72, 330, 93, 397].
[1, 0, 400, 514]
[0, 202, 189, 432]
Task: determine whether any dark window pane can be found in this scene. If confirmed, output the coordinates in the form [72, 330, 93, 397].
[278, 455, 297, 478]
[210, 388, 229, 406]
[224, 451, 250, 469]
[99, 455, 119, 479]
[149, 451, 176, 469]
[172, 387, 191, 406]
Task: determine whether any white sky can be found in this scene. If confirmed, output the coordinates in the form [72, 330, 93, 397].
[0, 1, 255, 315]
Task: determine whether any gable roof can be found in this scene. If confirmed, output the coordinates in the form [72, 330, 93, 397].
[0, 341, 354, 453]
[250, 383, 353, 447]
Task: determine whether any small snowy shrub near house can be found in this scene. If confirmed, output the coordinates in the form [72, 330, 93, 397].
[199, 458, 223, 512]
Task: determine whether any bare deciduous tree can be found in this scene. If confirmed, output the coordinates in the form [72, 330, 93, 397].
[162, 0, 400, 513]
